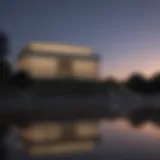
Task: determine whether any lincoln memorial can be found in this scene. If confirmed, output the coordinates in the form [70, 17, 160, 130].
[17, 42, 100, 80]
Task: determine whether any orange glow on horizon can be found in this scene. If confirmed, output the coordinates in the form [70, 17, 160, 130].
[101, 52, 160, 81]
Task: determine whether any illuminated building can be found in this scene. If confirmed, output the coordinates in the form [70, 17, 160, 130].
[7, 42, 102, 157]
[17, 42, 100, 80]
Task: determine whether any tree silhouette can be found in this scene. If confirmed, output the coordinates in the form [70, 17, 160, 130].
[0, 32, 11, 160]
[0, 60, 12, 86]
[150, 72, 160, 94]
[0, 32, 11, 87]
[125, 73, 147, 94]
[11, 71, 32, 89]
[102, 77, 119, 92]
[0, 32, 8, 58]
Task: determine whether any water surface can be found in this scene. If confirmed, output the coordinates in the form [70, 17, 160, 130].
[7, 119, 160, 160]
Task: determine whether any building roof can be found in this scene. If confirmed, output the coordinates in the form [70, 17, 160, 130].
[22, 42, 93, 56]
[18, 51, 100, 61]
[18, 42, 100, 61]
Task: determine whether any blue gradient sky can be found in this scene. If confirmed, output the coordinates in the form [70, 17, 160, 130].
[1, 0, 160, 79]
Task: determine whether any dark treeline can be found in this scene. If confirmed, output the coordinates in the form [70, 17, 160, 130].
[3, 69, 160, 96]
[2, 63, 160, 96]
[125, 72, 160, 95]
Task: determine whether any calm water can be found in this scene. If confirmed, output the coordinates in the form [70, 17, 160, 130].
[96, 119, 160, 160]
[7, 119, 160, 160]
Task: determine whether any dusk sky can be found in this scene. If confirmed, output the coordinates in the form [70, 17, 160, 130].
[1, 0, 160, 79]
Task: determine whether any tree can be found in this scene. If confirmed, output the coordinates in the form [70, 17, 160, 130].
[0, 32, 11, 86]
[0, 32, 9, 58]
[0, 60, 12, 86]
[125, 73, 147, 94]
[0, 32, 11, 160]
[102, 77, 119, 92]
[150, 72, 160, 94]
[11, 71, 32, 89]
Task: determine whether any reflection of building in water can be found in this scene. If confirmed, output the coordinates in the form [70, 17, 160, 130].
[17, 42, 100, 79]
[19, 121, 100, 156]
